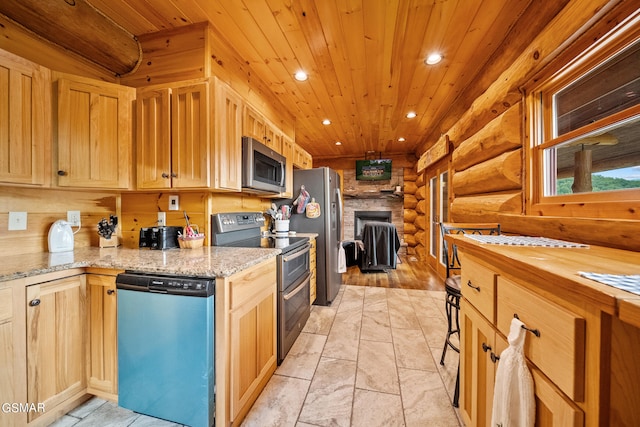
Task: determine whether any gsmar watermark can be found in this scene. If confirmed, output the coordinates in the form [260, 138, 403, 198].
[2, 402, 46, 413]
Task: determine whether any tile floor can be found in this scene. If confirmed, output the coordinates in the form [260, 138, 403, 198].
[49, 285, 462, 427]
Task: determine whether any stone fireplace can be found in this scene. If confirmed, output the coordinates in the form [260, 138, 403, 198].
[354, 210, 392, 240]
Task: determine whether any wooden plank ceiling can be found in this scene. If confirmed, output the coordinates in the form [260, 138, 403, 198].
[20, 0, 536, 158]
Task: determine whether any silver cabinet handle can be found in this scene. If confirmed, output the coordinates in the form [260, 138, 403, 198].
[29, 299, 41, 307]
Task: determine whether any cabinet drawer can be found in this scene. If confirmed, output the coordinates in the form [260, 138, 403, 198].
[229, 261, 276, 310]
[460, 255, 497, 322]
[531, 366, 584, 426]
[497, 277, 585, 402]
[0, 288, 12, 322]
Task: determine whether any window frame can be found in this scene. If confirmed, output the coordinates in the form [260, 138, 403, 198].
[526, 14, 640, 219]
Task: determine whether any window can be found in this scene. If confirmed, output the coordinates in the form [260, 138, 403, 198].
[528, 15, 640, 218]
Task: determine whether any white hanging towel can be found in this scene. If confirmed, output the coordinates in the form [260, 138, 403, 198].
[338, 242, 347, 273]
[491, 317, 535, 427]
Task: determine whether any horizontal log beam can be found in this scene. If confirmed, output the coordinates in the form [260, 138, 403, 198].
[450, 192, 522, 222]
[453, 105, 521, 171]
[0, 0, 141, 76]
[453, 149, 523, 196]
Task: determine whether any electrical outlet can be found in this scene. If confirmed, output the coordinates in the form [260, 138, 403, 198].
[157, 212, 166, 226]
[67, 210, 81, 227]
[8, 212, 27, 231]
[168, 195, 179, 211]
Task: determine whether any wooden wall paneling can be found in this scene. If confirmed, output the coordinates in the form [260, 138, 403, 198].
[450, 192, 522, 222]
[453, 149, 523, 196]
[119, 192, 273, 248]
[0, 187, 118, 255]
[119, 192, 208, 248]
[452, 104, 522, 172]
[0, 15, 117, 82]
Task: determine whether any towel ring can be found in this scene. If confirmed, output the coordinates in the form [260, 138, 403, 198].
[514, 314, 540, 337]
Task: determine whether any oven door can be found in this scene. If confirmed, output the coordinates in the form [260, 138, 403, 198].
[279, 272, 311, 363]
[279, 243, 310, 289]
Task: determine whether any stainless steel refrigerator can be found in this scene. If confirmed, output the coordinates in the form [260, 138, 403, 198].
[285, 167, 342, 305]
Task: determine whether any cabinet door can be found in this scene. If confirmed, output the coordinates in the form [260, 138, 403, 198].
[280, 135, 294, 198]
[171, 82, 210, 188]
[231, 287, 276, 420]
[214, 80, 243, 191]
[26, 275, 86, 423]
[56, 77, 134, 188]
[243, 104, 266, 142]
[136, 87, 172, 189]
[0, 50, 50, 186]
[86, 274, 118, 399]
[460, 301, 499, 427]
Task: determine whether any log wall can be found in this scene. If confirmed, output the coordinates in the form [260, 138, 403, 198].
[418, 0, 640, 254]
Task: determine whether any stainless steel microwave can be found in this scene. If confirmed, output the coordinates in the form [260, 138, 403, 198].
[242, 136, 286, 194]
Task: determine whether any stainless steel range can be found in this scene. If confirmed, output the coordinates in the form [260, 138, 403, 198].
[211, 212, 311, 364]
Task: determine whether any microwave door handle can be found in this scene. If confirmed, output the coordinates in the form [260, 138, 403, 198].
[280, 160, 286, 186]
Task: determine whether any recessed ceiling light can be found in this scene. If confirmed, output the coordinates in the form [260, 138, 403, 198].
[398, 137, 406, 142]
[335, 141, 342, 145]
[425, 53, 442, 65]
[406, 111, 417, 119]
[322, 119, 331, 125]
[294, 70, 308, 81]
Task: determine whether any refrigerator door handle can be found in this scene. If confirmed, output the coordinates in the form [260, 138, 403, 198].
[336, 187, 343, 241]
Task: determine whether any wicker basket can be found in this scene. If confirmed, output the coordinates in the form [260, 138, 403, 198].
[178, 234, 205, 249]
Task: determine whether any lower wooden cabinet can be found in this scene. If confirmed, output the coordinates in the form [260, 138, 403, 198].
[86, 269, 120, 400]
[0, 282, 23, 427]
[221, 259, 277, 426]
[460, 301, 501, 427]
[460, 252, 587, 427]
[26, 274, 87, 423]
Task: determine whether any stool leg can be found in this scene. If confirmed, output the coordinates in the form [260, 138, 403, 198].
[453, 363, 460, 408]
[440, 296, 453, 365]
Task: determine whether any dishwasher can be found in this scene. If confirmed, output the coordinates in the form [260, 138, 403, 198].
[116, 272, 215, 427]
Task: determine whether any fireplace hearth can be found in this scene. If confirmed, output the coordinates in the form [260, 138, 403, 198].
[354, 210, 392, 240]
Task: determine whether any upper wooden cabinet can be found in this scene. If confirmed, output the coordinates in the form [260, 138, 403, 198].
[293, 143, 312, 169]
[243, 104, 281, 152]
[280, 135, 294, 198]
[136, 81, 210, 189]
[0, 49, 50, 186]
[213, 80, 243, 191]
[136, 77, 244, 191]
[55, 75, 135, 189]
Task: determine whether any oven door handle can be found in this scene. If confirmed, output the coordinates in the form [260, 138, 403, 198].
[284, 274, 310, 301]
[282, 244, 311, 262]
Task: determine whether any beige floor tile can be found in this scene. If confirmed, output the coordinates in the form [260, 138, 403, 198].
[298, 357, 357, 427]
[356, 340, 399, 394]
[392, 328, 436, 371]
[303, 305, 337, 335]
[241, 375, 310, 427]
[399, 368, 461, 427]
[351, 389, 405, 427]
[277, 332, 327, 380]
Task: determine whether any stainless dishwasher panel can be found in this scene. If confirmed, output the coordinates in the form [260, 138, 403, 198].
[117, 273, 215, 427]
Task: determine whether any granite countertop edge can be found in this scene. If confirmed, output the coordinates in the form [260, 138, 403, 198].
[0, 246, 281, 282]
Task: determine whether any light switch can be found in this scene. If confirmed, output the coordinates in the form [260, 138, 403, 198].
[168, 195, 179, 211]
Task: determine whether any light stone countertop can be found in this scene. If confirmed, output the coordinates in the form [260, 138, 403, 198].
[0, 246, 280, 282]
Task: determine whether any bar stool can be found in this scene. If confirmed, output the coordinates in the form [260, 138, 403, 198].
[439, 222, 501, 408]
